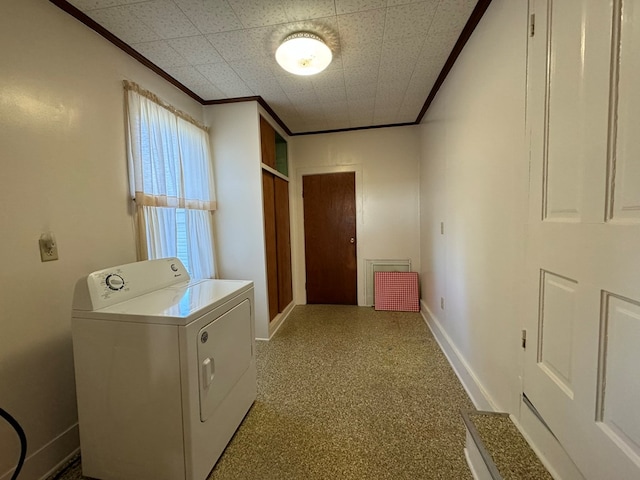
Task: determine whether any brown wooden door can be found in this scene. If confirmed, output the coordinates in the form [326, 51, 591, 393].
[303, 172, 357, 304]
[262, 170, 278, 320]
[274, 176, 293, 311]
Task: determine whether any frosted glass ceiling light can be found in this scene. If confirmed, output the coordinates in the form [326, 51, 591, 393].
[275, 32, 332, 76]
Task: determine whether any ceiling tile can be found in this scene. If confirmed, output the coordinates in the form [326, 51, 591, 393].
[348, 98, 376, 115]
[412, 53, 448, 82]
[195, 63, 253, 96]
[206, 27, 272, 62]
[329, 120, 353, 130]
[218, 82, 255, 97]
[262, 93, 295, 111]
[335, 0, 386, 15]
[190, 83, 226, 99]
[127, 0, 200, 39]
[67, 0, 141, 10]
[349, 115, 374, 127]
[346, 82, 377, 100]
[163, 65, 210, 86]
[340, 45, 382, 70]
[429, 0, 476, 38]
[229, 60, 277, 85]
[399, 108, 421, 122]
[173, 0, 243, 34]
[311, 70, 345, 90]
[375, 87, 406, 108]
[377, 69, 412, 88]
[386, 0, 436, 5]
[87, 6, 161, 43]
[400, 95, 427, 116]
[394, 113, 416, 124]
[227, 0, 288, 28]
[383, 1, 439, 41]
[296, 121, 329, 133]
[343, 66, 378, 86]
[315, 87, 348, 104]
[132, 40, 190, 67]
[323, 101, 349, 113]
[276, 107, 302, 121]
[276, 74, 317, 94]
[337, 8, 385, 47]
[282, 0, 336, 21]
[323, 104, 350, 116]
[380, 37, 425, 66]
[285, 89, 321, 105]
[167, 36, 224, 65]
[373, 107, 400, 123]
[434, 0, 477, 21]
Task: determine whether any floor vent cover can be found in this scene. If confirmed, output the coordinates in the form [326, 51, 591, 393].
[364, 259, 411, 306]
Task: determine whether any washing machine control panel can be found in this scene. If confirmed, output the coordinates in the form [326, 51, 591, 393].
[105, 274, 125, 291]
[73, 258, 190, 311]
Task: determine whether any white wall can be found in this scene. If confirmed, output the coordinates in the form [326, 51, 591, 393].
[291, 127, 421, 306]
[206, 103, 294, 340]
[419, 0, 528, 413]
[0, 1, 204, 479]
[205, 102, 271, 339]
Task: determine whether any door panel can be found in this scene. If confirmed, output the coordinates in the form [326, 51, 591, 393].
[303, 172, 357, 305]
[262, 171, 278, 320]
[274, 176, 293, 311]
[525, 0, 640, 477]
[609, 0, 640, 222]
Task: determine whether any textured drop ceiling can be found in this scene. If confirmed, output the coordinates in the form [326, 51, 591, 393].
[56, 0, 481, 134]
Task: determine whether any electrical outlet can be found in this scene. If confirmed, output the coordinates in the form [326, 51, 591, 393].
[39, 233, 59, 262]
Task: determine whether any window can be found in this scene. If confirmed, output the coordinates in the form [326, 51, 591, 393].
[124, 81, 217, 279]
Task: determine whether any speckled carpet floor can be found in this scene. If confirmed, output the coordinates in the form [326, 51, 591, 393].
[465, 411, 553, 480]
[50, 305, 475, 480]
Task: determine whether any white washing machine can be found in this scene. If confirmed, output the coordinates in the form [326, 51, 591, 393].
[71, 258, 256, 480]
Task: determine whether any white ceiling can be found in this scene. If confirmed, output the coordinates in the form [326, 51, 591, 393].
[59, 0, 479, 134]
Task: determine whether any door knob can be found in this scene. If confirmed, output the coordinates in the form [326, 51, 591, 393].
[350, 237, 355, 244]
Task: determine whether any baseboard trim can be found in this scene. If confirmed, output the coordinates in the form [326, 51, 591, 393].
[465, 447, 483, 480]
[265, 301, 295, 340]
[419, 300, 584, 480]
[513, 404, 585, 480]
[420, 299, 496, 411]
[0, 423, 79, 480]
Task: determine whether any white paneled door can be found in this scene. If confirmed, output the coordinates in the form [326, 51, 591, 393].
[524, 0, 640, 478]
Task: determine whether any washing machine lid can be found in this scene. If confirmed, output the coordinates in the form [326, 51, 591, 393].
[73, 278, 253, 326]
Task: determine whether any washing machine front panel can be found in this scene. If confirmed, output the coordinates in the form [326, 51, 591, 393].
[197, 299, 253, 422]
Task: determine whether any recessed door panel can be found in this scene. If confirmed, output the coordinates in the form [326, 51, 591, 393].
[609, 0, 640, 223]
[538, 271, 577, 398]
[198, 299, 252, 422]
[598, 293, 640, 458]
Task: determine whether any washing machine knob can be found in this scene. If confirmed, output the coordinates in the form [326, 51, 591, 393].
[105, 274, 125, 291]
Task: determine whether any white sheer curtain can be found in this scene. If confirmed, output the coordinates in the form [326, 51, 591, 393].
[125, 81, 217, 279]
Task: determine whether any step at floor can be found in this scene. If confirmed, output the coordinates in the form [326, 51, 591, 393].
[462, 410, 553, 480]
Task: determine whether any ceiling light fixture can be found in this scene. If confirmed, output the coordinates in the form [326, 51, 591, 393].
[275, 32, 332, 76]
